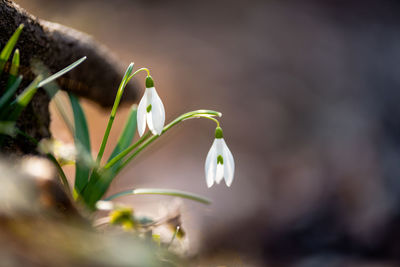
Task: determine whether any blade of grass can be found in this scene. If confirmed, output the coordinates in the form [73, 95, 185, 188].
[47, 153, 71, 194]
[84, 105, 139, 203]
[6, 49, 20, 88]
[0, 75, 22, 111]
[82, 132, 151, 209]
[0, 122, 16, 136]
[0, 24, 23, 74]
[69, 93, 92, 194]
[104, 188, 211, 205]
[37, 56, 87, 89]
[107, 104, 137, 166]
[81, 168, 108, 209]
[6, 75, 42, 122]
[52, 91, 74, 135]
[96, 63, 134, 164]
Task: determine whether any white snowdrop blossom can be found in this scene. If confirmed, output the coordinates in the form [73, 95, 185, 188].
[205, 127, 235, 188]
[137, 76, 165, 136]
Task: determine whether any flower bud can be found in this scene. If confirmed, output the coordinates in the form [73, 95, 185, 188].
[215, 127, 223, 139]
[146, 75, 154, 88]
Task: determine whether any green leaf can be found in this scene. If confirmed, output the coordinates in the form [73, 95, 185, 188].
[46, 153, 71, 194]
[52, 91, 74, 135]
[80, 105, 138, 207]
[0, 24, 23, 74]
[95, 63, 134, 164]
[6, 75, 42, 122]
[69, 93, 92, 194]
[38, 56, 87, 90]
[6, 49, 20, 88]
[0, 75, 22, 112]
[82, 105, 139, 204]
[0, 122, 16, 136]
[108, 104, 137, 167]
[81, 168, 111, 210]
[105, 188, 212, 205]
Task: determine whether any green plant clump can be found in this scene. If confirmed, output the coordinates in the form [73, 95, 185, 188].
[0, 24, 236, 254]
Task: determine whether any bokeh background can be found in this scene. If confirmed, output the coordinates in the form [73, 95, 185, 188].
[13, 0, 400, 265]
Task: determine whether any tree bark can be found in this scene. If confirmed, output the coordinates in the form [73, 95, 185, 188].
[0, 0, 138, 154]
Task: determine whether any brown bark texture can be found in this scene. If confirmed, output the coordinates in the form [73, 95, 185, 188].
[0, 0, 138, 154]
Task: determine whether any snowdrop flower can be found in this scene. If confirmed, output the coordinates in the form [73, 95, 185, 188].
[205, 127, 235, 188]
[137, 76, 165, 136]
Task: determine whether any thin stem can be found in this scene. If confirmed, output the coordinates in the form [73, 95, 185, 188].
[167, 226, 180, 249]
[106, 110, 221, 173]
[47, 153, 71, 194]
[96, 63, 134, 164]
[193, 115, 220, 127]
[105, 188, 211, 204]
[126, 68, 150, 83]
[53, 93, 74, 135]
[104, 132, 151, 169]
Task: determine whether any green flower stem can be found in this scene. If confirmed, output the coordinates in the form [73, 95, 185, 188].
[197, 115, 220, 127]
[167, 226, 180, 249]
[53, 93, 74, 135]
[104, 188, 211, 204]
[104, 131, 151, 169]
[47, 153, 71, 194]
[96, 63, 134, 164]
[37, 56, 87, 88]
[126, 68, 150, 83]
[107, 110, 221, 175]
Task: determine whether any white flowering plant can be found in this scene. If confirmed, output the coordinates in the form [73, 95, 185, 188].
[50, 62, 236, 243]
[58, 62, 235, 210]
[1, 24, 235, 245]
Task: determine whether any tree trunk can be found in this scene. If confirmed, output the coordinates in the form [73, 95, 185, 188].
[0, 0, 138, 154]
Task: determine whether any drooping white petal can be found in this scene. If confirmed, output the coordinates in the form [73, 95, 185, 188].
[137, 90, 148, 137]
[146, 87, 165, 135]
[205, 139, 217, 188]
[215, 164, 224, 184]
[215, 139, 224, 184]
[221, 138, 235, 187]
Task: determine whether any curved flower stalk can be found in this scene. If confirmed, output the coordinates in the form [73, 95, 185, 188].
[137, 76, 165, 136]
[205, 127, 235, 187]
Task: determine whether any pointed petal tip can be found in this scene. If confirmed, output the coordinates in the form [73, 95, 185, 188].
[225, 178, 233, 187]
[149, 88, 165, 135]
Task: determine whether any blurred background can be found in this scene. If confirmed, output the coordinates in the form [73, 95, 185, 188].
[13, 0, 400, 265]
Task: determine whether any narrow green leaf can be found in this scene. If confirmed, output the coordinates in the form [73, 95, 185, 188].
[96, 62, 134, 164]
[105, 188, 212, 205]
[108, 104, 137, 166]
[69, 93, 92, 194]
[38, 56, 87, 89]
[0, 24, 23, 74]
[52, 91, 74, 135]
[6, 75, 42, 122]
[46, 153, 71, 194]
[6, 49, 20, 88]
[0, 122, 16, 136]
[82, 168, 110, 209]
[0, 75, 22, 111]
[81, 106, 138, 207]
[84, 105, 139, 204]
